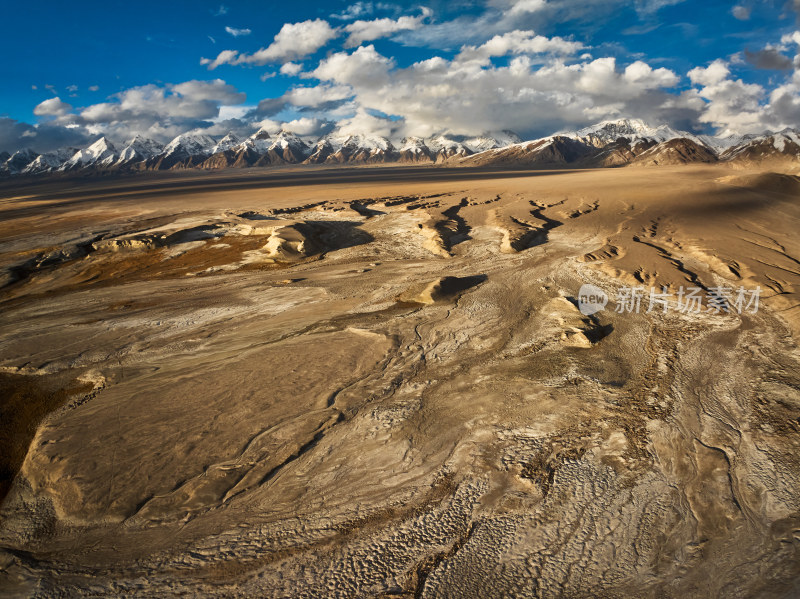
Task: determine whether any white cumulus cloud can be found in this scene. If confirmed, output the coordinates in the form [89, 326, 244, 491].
[312, 45, 394, 88]
[279, 62, 304, 76]
[509, 0, 548, 15]
[688, 60, 774, 135]
[203, 19, 338, 69]
[344, 8, 431, 47]
[281, 117, 333, 136]
[34, 97, 73, 117]
[457, 30, 584, 62]
[284, 84, 354, 108]
[688, 59, 731, 87]
[334, 107, 395, 137]
[304, 43, 686, 139]
[72, 79, 247, 142]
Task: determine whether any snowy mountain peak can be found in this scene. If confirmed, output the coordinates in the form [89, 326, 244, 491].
[576, 118, 654, 135]
[571, 118, 682, 142]
[720, 128, 800, 161]
[427, 135, 469, 152]
[399, 137, 429, 152]
[274, 130, 303, 141]
[21, 147, 76, 174]
[250, 127, 272, 141]
[219, 132, 240, 143]
[86, 137, 117, 156]
[772, 129, 800, 152]
[60, 137, 117, 171]
[425, 135, 472, 162]
[695, 133, 750, 151]
[125, 136, 162, 152]
[8, 148, 38, 160]
[272, 130, 308, 150]
[465, 131, 522, 153]
[116, 136, 164, 165]
[2, 148, 39, 175]
[336, 133, 393, 152]
[164, 133, 217, 156]
[555, 118, 715, 152]
[210, 132, 242, 155]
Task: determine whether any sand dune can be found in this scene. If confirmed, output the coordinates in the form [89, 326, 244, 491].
[0, 165, 799, 597]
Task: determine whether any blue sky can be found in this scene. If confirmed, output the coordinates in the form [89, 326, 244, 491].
[2, 0, 800, 153]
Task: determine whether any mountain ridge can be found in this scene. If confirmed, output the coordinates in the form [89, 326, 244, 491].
[2, 119, 798, 177]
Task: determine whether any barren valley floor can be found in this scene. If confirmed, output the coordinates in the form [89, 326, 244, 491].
[0, 165, 799, 597]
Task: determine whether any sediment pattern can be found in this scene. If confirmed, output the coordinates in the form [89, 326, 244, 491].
[0, 166, 799, 597]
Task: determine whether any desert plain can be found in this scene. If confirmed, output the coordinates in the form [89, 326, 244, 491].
[0, 164, 799, 597]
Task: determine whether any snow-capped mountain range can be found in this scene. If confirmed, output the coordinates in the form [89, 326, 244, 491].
[2, 119, 798, 177]
[458, 119, 800, 168]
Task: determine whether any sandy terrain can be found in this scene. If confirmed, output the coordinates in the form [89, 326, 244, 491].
[0, 165, 799, 597]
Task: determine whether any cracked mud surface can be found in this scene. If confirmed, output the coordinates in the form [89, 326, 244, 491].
[0, 166, 799, 597]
